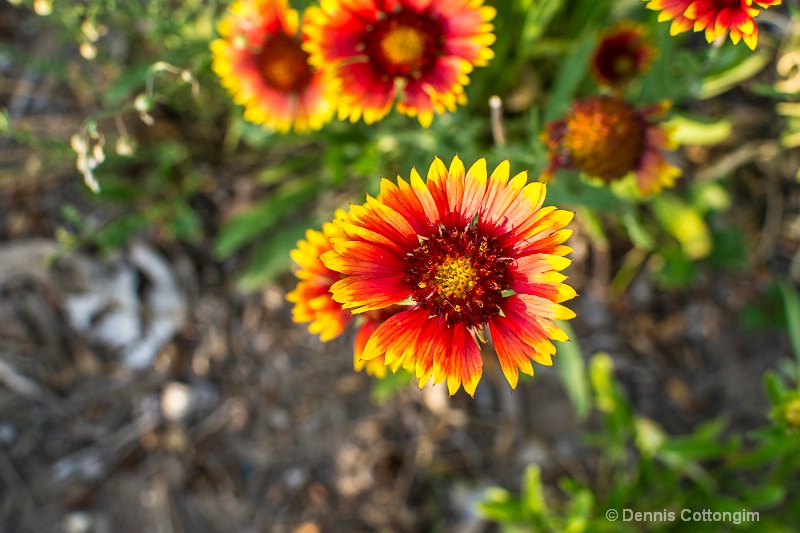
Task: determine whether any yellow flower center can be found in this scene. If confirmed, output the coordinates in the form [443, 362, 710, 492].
[380, 26, 426, 68]
[612, 55, 635, 76]
[366, 10, 442, 77]
[406, 227, 509, 328]
[433, 255, 478, 301]
[258, 33, 314, 93]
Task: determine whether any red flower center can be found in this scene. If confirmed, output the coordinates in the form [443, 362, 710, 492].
[258, 33, 314, 93]
[366, 11, 443, 78]
[404, 226, 511, 328]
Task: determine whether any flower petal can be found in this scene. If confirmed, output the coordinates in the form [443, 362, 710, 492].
[489, 294, 573, 388]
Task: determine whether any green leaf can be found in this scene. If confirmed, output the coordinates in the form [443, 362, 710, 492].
[639, 25, 699, 104]
[777, 281, 800, 366]
[214, 179, 318, 257]
[762, 370, 788, 406]
[371, 370, 414, 404]
[519, 0, 564, 51]
[666, 115, 732, 146]
[521, 465, 548, 520]
[103, 63, 153, 106]
[634, 417, 667, 458]
[545, 173, 624, 212]
[622, 210, 656, 252]
[732, 432, 800, 469]
[707, 228, 747, 272]
[657, 419, 731, 461]
[557, 478, 596, 532]
[651, 194, 712, 260]
[743, 485, 786, 508]
[554, 320, 591, 420]
[544, 33, 595, 122]
[590, 352, 617, 413]
[95, 212, 150, 251]
[699, 51, 771, 99]
[651, 244, 697, 289]
[166, 202, 201, 240]
[236, 218, 313, 290]
[475, 487, 526, 523]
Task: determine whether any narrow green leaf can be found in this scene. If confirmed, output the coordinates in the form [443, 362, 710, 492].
[762, 370, 788, 406]
[520, 0, 564, 51]
[744, 485, 787, 508]
[544, 172, 624, 211]
[371, 370, 414, 404]
[657, 419, 731, 461]
[103, 63, 153, 106]
[589, 352, 616, 413]
[521, 464, 548, 520]
[699, 51, 770, 99]
[475, 487, 526, 523]
[622, 211, 656, 252]
[214, 179, 318, 257]
[777, 281, 800, 366]
[554, 320, 591, 420]
[236, 218, 313, 290]
[651, 194, 712, 260]
[665, 115, 732, 146]
[544, 34, 595, 122]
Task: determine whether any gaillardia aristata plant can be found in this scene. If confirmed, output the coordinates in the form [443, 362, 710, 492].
[644, 0, 782, 50]
[211, 0, 335, 133]
[302, 0, 496, 127]
[287, 211, 398, 379]
[543, 96, 681, 195]
[319, 156, 576, 396]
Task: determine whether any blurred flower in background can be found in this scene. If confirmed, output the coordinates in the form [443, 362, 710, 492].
[543, 96, 682, 195]
[302, 0, 496, 127]
[591, 22, 654, 87]
[352, 308, 406, 379]
[287, 216, 351, 342]
[644, 0, 782, 49]
[321, 156, 576, 396]
[287, 211, 399, 377]
[211, 0, 335, 133]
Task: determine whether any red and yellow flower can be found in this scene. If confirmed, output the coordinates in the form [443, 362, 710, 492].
[302, 0, 496, 127]
[211, 0, 335, 133]
[287, 211, 398, 378]
[644, 0, 782, 50]
[321, 156, 576, 396]
[591, 22, 655, 87]
[543, 96, 681, 195]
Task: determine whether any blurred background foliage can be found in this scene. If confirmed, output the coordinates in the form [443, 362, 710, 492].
[478, 353, 800, 532]
[2, 0, 800, 531]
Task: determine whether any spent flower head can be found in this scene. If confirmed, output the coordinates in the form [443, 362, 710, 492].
[543, 95, 681, 196]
